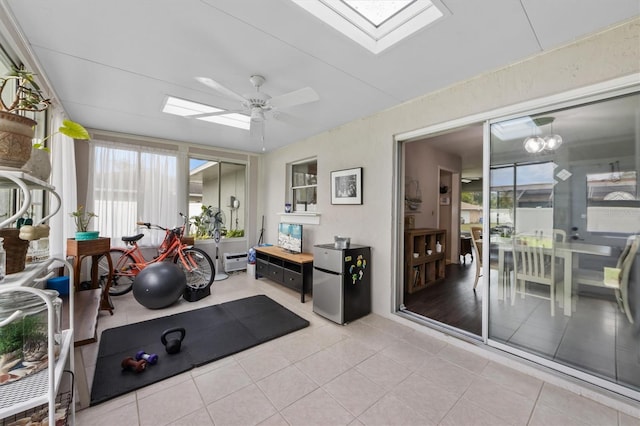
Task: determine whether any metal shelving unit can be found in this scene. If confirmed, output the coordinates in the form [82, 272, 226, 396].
[0, 169, 75, 425]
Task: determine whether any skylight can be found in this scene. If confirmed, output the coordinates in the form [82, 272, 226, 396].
[162, 96, 250, 130]
[291, 0, 447, 54]
[343, 0, 414, 27]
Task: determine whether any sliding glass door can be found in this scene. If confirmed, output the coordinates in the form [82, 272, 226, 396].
[488, 92, 640, 394]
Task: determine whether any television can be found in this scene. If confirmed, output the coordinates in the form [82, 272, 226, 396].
[278, 223, 303, 254]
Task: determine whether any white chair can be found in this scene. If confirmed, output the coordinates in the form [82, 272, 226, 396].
[471, 226, 483, 290]
[553, 229, 566, 242]
[573, 235, 639, 323]
[512, 235, 558, 316]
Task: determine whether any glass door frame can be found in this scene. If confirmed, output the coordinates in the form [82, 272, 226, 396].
[393, 74, 640, 401]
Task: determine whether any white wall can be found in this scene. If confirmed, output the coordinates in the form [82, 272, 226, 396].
[405, 143, 461, 229]
[259, 18, 640, 318]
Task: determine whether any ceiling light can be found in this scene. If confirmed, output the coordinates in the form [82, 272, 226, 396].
[543, 134, 563, 150]
[523, 116, 563, 154]
[523, 136, 546, 153]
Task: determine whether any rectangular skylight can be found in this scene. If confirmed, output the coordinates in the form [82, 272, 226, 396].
[490, 116, 536, 141]
[162, 96, 250, 130]
[292, 0, 447, 54]
[342, 0, 414, 27]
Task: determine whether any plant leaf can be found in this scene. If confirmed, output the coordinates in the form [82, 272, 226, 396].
[59, 120, 90, 140]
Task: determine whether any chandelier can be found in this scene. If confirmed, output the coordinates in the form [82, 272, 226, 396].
[523, 117, 563, 154]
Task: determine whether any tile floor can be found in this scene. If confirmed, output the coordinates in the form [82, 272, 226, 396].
[76, 271, 640, 426]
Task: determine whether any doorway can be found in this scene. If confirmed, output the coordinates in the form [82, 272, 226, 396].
[400, 123, 484, 336]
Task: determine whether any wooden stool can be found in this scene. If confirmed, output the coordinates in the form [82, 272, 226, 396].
[66, 237, 114, 314]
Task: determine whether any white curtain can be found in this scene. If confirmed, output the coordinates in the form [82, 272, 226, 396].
[49, 110, 78, 259]
[87, 140, 185, 247]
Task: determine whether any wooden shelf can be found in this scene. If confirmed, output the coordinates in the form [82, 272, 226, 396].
[254, 246, 313, 302]
[404, 228, 446, 293]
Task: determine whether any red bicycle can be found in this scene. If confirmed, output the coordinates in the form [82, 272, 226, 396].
[98, 213, 215, 296]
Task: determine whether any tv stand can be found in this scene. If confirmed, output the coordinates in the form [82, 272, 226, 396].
[254, 245, 313, 302]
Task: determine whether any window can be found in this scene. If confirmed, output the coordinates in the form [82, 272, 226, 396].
[188, 158, 246, 238]
[89, 142, 183, 246]
[291, 160, 317, 212]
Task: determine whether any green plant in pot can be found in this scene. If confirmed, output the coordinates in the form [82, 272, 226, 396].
[70, 206, 99, 240]
[191, 205, 214, 239]
[0, 315, 46, 377]
[0, 66, 90, 172]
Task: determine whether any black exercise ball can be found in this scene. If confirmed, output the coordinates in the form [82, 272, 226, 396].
[133, 262, 187, 309]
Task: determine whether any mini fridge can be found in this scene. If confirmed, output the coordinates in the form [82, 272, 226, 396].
[312, 244, 371, 324]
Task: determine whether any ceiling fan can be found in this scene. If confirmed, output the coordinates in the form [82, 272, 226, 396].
[194, 74, 319, 143]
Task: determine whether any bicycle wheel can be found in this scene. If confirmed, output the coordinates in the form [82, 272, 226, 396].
[98, 249, 137, 296]
[174, 247, 215, 289]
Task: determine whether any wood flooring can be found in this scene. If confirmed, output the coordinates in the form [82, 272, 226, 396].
[403, 256, 482, 335]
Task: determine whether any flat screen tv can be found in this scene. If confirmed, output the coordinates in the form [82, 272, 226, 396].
[278, 223, 303, 254]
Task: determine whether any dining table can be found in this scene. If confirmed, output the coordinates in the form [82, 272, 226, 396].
[492, 235, 612, 316]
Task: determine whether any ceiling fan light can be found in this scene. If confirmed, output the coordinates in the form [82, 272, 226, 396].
[544, 134, 563, 150]
[250, 108, 265, 121]
[523, 136, 545, 153]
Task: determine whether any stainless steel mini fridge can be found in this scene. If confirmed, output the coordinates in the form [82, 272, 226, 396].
[312, 244, 371, 324]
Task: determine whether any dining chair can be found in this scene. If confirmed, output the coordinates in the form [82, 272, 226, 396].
[553, 229, 566, 242]
[512, 235, 557, 316]
[573, 234, 639, 323]
[470, 226, 483, 290]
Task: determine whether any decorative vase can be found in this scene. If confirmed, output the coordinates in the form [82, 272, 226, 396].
[23, 147, 51, 181]
[75, 231, 99, 241]
[0, 111, 36, 169]
[0, 228, 30, 274]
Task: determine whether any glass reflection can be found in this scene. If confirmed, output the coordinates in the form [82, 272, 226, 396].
[188, 159, 246, 238]
[489, 92, 640, 393]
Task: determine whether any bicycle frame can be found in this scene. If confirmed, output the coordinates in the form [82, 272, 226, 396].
[113, 221, 196, 279]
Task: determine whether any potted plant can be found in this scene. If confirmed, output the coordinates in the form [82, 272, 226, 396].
[0, 66, 90, 172]
[191, 205, 215, 239]
[70, 206, 98, 240]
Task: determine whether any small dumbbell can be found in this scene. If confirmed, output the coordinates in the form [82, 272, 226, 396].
[135, 350, 158, 365]
[121, 356, 147, 372]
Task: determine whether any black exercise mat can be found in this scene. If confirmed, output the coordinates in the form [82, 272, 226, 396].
[90, 295, 309, 405]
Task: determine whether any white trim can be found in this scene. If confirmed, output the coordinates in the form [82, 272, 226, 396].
[397, 74, 640, 142]
[277, 212, 321, 225]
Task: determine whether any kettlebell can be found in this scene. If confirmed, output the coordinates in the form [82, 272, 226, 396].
[161, 327, 186, 354]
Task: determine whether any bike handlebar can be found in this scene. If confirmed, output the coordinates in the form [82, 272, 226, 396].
[136, 213, 189, 232]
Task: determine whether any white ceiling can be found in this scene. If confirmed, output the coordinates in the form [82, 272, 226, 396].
[2, 0, 639, 157]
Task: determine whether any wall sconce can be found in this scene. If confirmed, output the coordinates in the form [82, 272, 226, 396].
[523, 117, 563, 153]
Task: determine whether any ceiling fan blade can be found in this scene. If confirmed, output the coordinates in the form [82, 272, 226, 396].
[195, 76, 246, 103]
[272, 110, 308, 127]
[268, 87, 319, 109]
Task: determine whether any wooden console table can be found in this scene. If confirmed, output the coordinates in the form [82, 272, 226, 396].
[254, 245, 313, 302]
[67, 237, 113, 314]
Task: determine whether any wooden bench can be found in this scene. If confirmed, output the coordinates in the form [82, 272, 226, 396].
[62, 288, 102, 409]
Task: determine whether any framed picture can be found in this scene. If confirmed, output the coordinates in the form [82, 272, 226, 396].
[440, 196, 450, 205]
[331, 167, 363, 205]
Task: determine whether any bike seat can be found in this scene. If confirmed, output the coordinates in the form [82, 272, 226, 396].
[122, 233, 145, 243]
